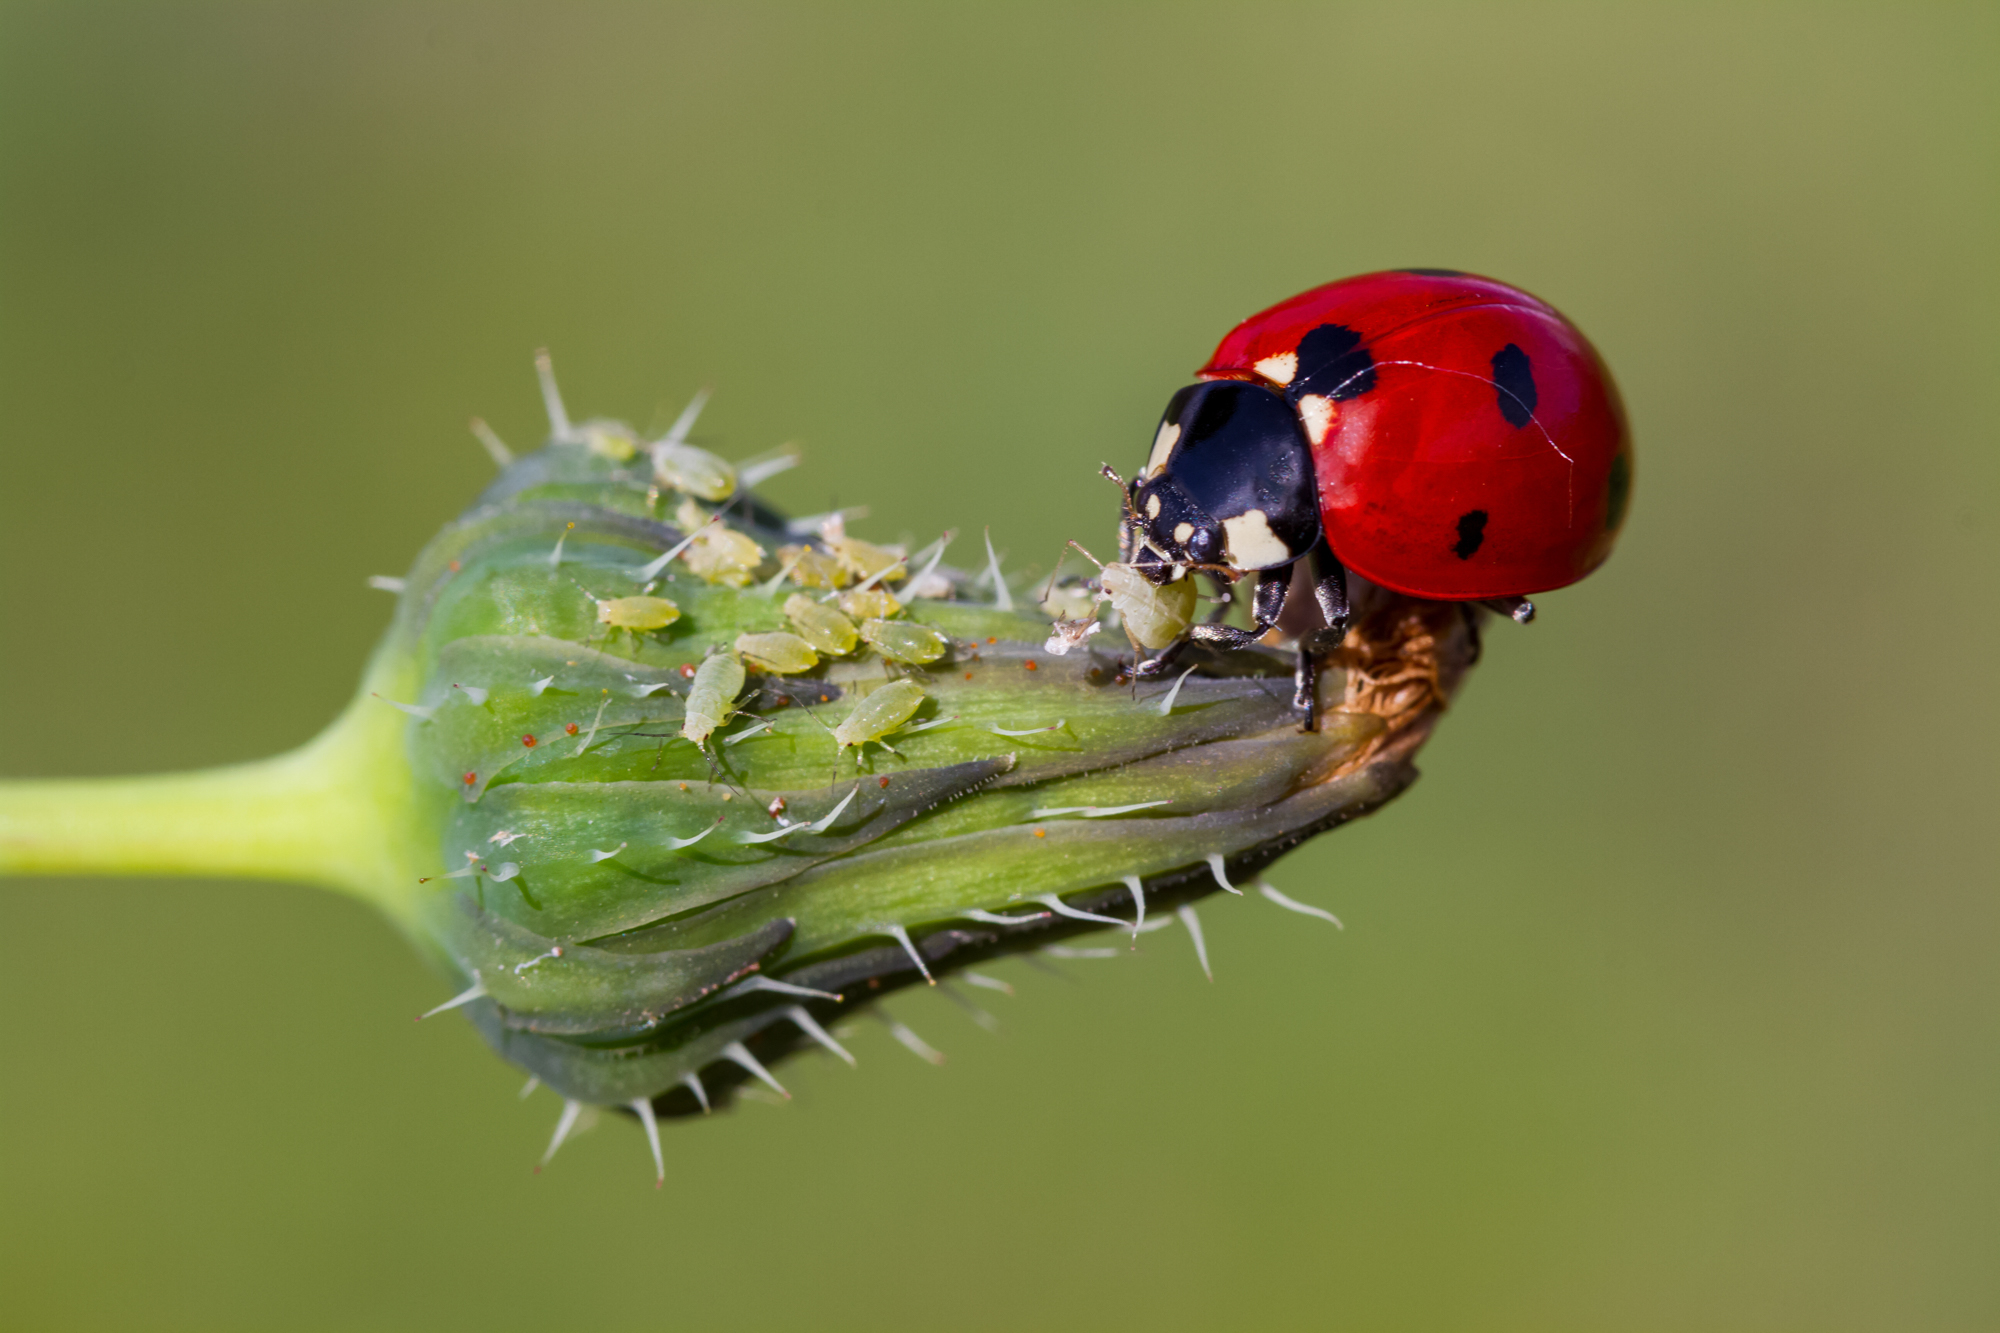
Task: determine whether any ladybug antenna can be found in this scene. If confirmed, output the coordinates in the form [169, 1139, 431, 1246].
[1099, 464, 1139, 526]
[1065, 539, 1106, 570]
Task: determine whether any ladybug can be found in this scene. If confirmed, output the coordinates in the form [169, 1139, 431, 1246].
[1116, 268, 1631, 724]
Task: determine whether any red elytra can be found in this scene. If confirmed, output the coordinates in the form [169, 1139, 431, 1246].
[1198, 269, 1631, 601]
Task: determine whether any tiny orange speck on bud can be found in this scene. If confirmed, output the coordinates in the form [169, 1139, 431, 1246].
[1023, 660, 1038, 671]
[522, 734, 537, 748]
[986, 637, 996, 644]
[679, 664, 697, 679]
[448, 559, 461, 572]
[964, 672, 974, 680]
[565, 722, 579, 735]
[1033, 828, 1046, 838]
[462, 771, 477, 785]
[878, 776, 890, 788]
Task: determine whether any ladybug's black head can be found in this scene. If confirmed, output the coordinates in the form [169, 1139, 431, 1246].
[1121, 380, 1321, 585]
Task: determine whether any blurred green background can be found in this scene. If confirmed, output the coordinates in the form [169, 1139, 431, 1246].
[1, 4, 1995, 1328]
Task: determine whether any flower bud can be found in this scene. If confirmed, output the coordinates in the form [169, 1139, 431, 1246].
[373, 438, 1474, 1137]
[0, 365, 1478, 1176]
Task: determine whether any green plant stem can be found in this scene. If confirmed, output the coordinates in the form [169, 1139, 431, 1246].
[0, 690, 423, 931]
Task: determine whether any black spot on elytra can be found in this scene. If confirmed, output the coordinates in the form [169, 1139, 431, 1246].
[1401, 267, 1465, 277]
[1291, 324, 1376, 401]
[1491, 343, 1537, 427]
[1453, 510, 1487, 559]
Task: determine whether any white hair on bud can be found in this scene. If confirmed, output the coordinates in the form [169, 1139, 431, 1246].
[629, 1097, 665, 1187]
[884, 924, 934, 983]
[718, 975, 842, 1003]
[982, 527, 1013, 610]
[959, 907, 1049, 927]
[988, 719, 1065, 737]
[534, 349, 574, 441]
[785, 1005, 857, 1067]
[656, 387, 710, 449]
[878, 1013, 946, 1065]
[418, 981, 486, 1020]
[1040, 944, 1121, 959]
[469, 417, 513, 468]
[737, 447, 801, 489]
[1028, 801, 1170, 819]
[1177, 904, 1212, 981]
[1123, 875, 1146, 938]
[1258, 880, 1343, 928]
[539, 1098, 583, 1169]
[722, 1041, 789, 1099]
[1033, 893, 1127, 928]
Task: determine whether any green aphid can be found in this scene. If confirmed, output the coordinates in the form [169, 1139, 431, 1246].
[832, 678, 927, 753]
[577, 420, 641, 462]
[839, 587, 902, 619]
[735, 631, 819, 675]
[825, 533, 906, 584]
[783, 594, 858, 656]
[680, 653, 747, 747]
[652, 442, 737, 503]
[1099, 562, 1196, 651]
[860, 618, 948, 665]
[594, 594, 681, 632]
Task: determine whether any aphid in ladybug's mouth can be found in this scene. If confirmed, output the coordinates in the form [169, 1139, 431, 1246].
[1108, 268, 1632, 728]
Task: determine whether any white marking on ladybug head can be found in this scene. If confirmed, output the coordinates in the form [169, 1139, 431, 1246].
[1145, 422, 1181, 477]
[1253, 352, 1298, 386]
[1172, 522, 1195, 546]
[1145, 492, 1162, 520]
[1221, 509, 1292, 569]
[1296, 394, 1336, 447]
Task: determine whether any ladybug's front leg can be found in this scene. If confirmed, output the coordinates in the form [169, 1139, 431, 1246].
[1186, 565, 1294, 651]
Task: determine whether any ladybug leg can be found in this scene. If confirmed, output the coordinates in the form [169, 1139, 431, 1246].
[1479, 595, 1536, 624]
[1186, 564, 1294, 651]
[1292, 545, 1352, 731]
[1459, 603, 1484, 666]
[1131, 638, 1187, 679]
